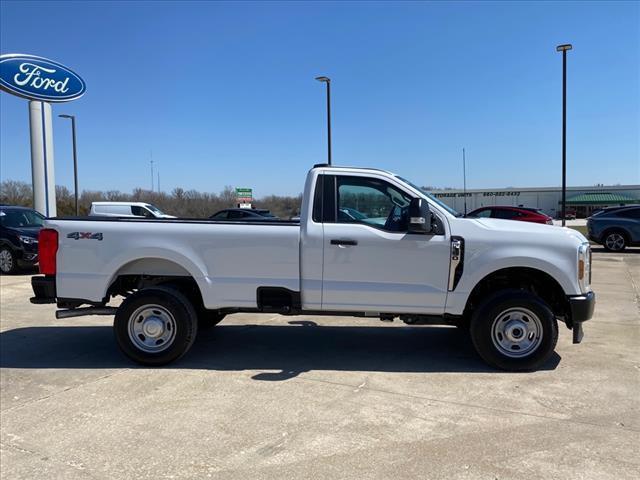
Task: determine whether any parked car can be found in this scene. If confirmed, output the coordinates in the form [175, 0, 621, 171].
[0, 206, 44, 274]
[210, 208, 278, 221]
[587, 205, 640, 251]
[30, 164, 594, 372]
[467, 206, 554, 225]
[556, 210, 577, 220]
[90, 202, 175, 219]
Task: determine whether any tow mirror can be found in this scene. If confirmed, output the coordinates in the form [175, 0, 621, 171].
[408, 198, 432, 234]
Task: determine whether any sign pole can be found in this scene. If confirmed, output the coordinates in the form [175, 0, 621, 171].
[28, 101, 56, 217]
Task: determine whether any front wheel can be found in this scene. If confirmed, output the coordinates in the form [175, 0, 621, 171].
[114, 286, 198, 366]
[470, 290, 558, 371]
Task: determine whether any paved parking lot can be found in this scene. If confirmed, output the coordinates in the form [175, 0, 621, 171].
[1, 249, 639, 479]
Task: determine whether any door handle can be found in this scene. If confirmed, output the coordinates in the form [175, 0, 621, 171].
[331, 239, 358, 246]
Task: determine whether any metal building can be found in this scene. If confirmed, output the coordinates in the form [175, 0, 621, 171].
[428, 184, 640, 218]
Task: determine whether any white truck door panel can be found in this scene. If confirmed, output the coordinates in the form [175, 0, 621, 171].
[319, 174, 450, 314]
[321, 223, 450, 313]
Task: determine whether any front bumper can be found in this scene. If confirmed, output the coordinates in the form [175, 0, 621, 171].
[30, 275, 56, 304]
[567, 291, 596, 344]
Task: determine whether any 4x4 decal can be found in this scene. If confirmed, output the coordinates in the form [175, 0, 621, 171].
[67, 232, 103, 241]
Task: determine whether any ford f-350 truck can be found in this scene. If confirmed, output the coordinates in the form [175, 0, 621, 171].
[30, 165, 595, 371]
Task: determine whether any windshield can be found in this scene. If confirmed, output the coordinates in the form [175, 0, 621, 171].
[0, 209, 45, 227]
[395, 176, 462, 217]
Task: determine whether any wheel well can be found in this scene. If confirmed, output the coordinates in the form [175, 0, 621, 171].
[464, 267, 569, 320]
[601, 227, 630, 242]
[108, 275, 205, 311]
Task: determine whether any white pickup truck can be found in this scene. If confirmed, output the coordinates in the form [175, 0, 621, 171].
[30, 164, 595, 371]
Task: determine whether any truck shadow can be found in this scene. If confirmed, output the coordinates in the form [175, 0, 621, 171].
[0, 320, 560, 378]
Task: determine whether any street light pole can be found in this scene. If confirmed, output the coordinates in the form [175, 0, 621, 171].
[556, 43, 572, 227]
[58, 114, 79, 215]
[315, 76, 332, 165]
[463, 148, 467, 216]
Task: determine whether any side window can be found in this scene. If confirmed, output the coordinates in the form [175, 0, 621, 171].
[131, 206, 154, 218]
[475, 209, 491, 218]
[211, 212, 228, 220]
[336, 176, 412, 232]
[228, 210, 243, 219]
[493, 209, 516, 219]
[131, 206, 145, 217]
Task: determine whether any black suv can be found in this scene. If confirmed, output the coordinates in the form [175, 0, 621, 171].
[0, 206, 44, 274]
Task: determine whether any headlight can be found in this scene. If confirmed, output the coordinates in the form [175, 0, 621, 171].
[18, 235, 38, 245]
[577, 242, 591, 293]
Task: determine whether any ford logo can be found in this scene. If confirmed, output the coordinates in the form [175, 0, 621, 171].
[0, 54, 85, 102]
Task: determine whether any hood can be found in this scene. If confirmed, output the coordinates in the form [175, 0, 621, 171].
[6, 226, 41, 238]
[470, 217, 587, 243]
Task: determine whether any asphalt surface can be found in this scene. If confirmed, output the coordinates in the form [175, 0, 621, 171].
[1, 249, 639, 479]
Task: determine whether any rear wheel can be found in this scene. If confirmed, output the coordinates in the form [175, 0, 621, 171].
[0, 247, 17, 274]
[114, 286, 198, 365]
[470, 290, 558, 371]
[603, 231, 627, 252]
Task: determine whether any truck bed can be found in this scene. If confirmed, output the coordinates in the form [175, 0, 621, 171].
[48, 216, 301, 309]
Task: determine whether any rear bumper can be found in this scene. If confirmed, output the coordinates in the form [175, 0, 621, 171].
[30, 275, 56, 304]
[567, 291, 595, 344]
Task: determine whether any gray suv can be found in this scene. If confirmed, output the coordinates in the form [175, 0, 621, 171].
[587, 205, 640, 251]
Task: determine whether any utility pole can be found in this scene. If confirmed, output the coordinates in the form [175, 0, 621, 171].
[150, 151, 154, 192]
[463, 148, 467, 216]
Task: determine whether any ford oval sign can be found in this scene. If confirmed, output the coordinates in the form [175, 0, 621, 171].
[0, 54, 85, 102]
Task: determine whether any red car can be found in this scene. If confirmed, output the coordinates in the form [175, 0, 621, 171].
[467, 206, 554, 225]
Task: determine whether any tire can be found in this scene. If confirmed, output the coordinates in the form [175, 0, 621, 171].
[114, 286, 198, 366]
[470, 289, 558, 371]
[0, 247, 17, 274]
[603, 230, 627, 252]
[198, 310, 226, 329]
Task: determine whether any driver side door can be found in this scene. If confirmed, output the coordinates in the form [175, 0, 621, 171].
[321, 174, 451, 314]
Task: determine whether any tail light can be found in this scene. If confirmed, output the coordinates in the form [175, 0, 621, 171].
[39, 229, 58, 275]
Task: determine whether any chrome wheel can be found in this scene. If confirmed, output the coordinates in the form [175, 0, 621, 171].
[128, 304, 177, 353]
[491, 307, 543, 358]
[605, 233, 625, 251]
[0, 249, 13, 273]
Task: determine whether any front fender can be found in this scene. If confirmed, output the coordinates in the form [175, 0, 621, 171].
[445, 244, 580, 315]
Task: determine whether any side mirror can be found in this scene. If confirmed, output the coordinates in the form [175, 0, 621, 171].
[408, 198, 432, 234]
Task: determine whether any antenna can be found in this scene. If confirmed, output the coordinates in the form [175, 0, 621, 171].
[463, 148, 467, 216]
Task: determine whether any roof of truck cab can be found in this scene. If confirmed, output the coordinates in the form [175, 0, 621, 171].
[312, 164, 395, 176]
